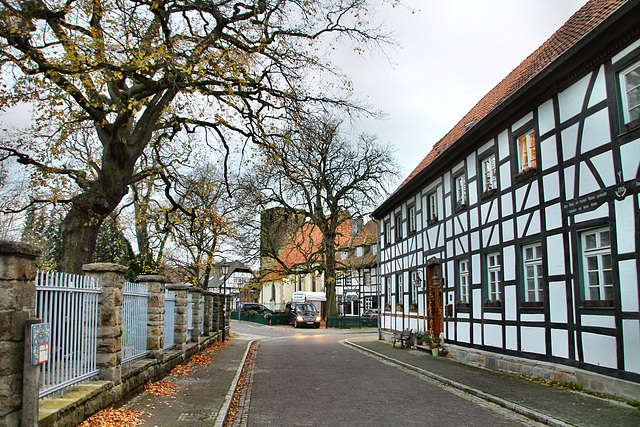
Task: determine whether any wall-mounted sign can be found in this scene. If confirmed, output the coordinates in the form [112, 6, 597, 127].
[31, 323, 50, 365]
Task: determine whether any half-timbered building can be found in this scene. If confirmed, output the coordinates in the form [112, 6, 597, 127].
[372, 0, 640, 400]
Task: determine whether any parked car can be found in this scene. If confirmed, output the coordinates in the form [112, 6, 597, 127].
[285, 302, 321, 328]
[361, 309, 379, 318]
[239, 303, 274, 314]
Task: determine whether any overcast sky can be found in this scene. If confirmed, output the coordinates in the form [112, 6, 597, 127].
[337, 0, 588, 177]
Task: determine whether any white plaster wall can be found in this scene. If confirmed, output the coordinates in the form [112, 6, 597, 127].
[484, 324, 502, 348]
[574, 203, 609, 224]
[561, 123, 579, 162]
[471, 231, 480, 252]
[581, 108, 611, 153]
[615, 197, 636, 254]
[619, 259, 639, 313]
[581, 315, 616, 329]
[521, 326, 546, 355]
[484, 312, 502, 321]
[524, 181, 540, 210]
[512, 112, 534, 132]
[506, 325, 518, 351]
[499, 162, 512, 190]
[558, 73, 591, 123]
[474, 323, 482, 345]
[502, 219, 514, 243]
[582, 333, 618, 369]
[623, 320, 640, 374]
[549, 281, 568, 323]
[526, 211, 541, 237]
[470, 206, 479, 230]
[551, 329, 569, 359]
[497, 130, 509, 161]
[472, 287, 482, 318]
[538, 99, 555, 135]
[521, 314, 545, 322]
[540, 135, 558, 170]
[504, 285, 517, 321]
[620, 138, 640, 182]
[564, 164, 576, 200]
[578, 162, 601, 195]
[587, 65, 606, 108]
[543, 172, 560, 202]
[467, 152, 477, 179]
[503, 246, 516, 282]
[545, 202, 563, 231]
[457, 321, 470, 342]
[590, 151, 616, 188]
[501, 193, 513, 217]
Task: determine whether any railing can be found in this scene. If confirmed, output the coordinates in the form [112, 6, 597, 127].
[201, 300, 205, 332]
[186, 294, 193, 342]
[35, 271, 101, 398]
[163, 290, 176, 350]
[122, 281, 149, 364]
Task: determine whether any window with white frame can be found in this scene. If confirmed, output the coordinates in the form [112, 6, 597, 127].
[355, 246, 363, 257]
[408, 205, 416, 234]
[482, 154, 497, 192]
[487, 252, 501, 301]
[339, 250, 349, 260]
[409, 271, 418, 305]
[523, 243, 543, 302]
[385, 276, 391, 301]
[428, 192, 438, 222]
[396, 274, 404, 306]
[517, 130, 536, 172]
[454, 173, 467, 208]
[619, 59, 640, 128]
[370, 244, 378, 255]
[459, 259, 470, 303]
[384, 221, 391, 245]
[395, 213, 403, 241]
[364, 270, 371, 286]
[582, 228, 613, 301]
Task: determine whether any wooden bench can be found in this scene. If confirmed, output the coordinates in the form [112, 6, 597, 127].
[392, 328, 413, 348]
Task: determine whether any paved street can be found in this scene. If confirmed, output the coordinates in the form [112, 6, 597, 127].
[234, 321, 537, 426]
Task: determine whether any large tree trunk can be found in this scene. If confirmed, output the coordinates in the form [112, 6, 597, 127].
[323, 228, 339, 318]
[59, 196, 108, 274]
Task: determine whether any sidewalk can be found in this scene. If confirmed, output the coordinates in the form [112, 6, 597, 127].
[123, 337, 252, 426]
[347, 337, 640, 427]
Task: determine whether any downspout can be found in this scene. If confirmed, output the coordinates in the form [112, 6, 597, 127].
[374, 218, 382, 341]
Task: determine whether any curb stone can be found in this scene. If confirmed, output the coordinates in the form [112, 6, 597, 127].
[343, 339, 572, 427]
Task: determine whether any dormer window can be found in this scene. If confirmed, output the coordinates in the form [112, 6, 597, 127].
[355, 246, 364, 257]
[339, 250, 349, 260]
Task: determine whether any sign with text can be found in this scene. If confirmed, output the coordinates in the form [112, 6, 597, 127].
[31, 323, 50, 365]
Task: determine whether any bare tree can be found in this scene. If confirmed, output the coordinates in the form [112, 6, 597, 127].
[249, 112, 399, 316]
[0, 0, 390, 273]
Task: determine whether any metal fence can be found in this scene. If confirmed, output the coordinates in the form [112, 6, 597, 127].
[186, 294, 193, 342]
[35, 271, 101, 398]
[122, 281, 149, 364]
[163, 290, 175, 350]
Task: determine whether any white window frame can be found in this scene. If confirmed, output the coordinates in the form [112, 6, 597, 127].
[370, 244, 378, 255]
[355, 246, 363, 257]
[517, 130, 536, 172]
[487, 252, 501, 301]
[619, 59, 640, 125]
[581, 228, 613, 301]
[409, 271, 418, 304]
[454, 173, 467, 207]
[482, 154, 497, 192]
[396, 274, 404, 306]
[459, 259, 470, 303]
[384, 221, 391, 245]
[408, 205, 416, 233]
[428, 192, 438, 222]
[395, 213, 403, 241]
[523, 243, 543, 302]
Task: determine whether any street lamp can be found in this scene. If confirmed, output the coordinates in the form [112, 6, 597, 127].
[221, 264, 229, 342]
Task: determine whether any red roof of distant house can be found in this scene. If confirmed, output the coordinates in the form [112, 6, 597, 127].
[377, 0, 626, 214]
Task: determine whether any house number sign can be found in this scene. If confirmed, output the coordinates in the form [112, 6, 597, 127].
[31, 323, 50, 365]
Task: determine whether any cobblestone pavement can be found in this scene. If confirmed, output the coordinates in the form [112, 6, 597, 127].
[236, 322, 539, 426]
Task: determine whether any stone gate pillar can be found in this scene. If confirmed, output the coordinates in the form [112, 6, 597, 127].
[0, 241, 40, 426]
[137, 275, 167, 360]
[188, 288, 202, 342]
[166, 284, 189, 350]
[83, 263, 127, 385]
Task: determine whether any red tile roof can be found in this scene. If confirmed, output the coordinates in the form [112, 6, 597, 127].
[392, 0, 626, 195]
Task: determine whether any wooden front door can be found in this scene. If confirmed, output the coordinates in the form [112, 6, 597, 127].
[427, 264, 443, 336]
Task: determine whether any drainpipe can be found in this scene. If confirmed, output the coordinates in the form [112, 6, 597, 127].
[374, 218, 382, 341]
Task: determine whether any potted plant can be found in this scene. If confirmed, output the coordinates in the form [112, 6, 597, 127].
[430, 336, 441, 356]
[423, 332, 432, 347]
[384, 303, 391, 311]
[396, 304, 403, 312]
[409, 302, 418, 312]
